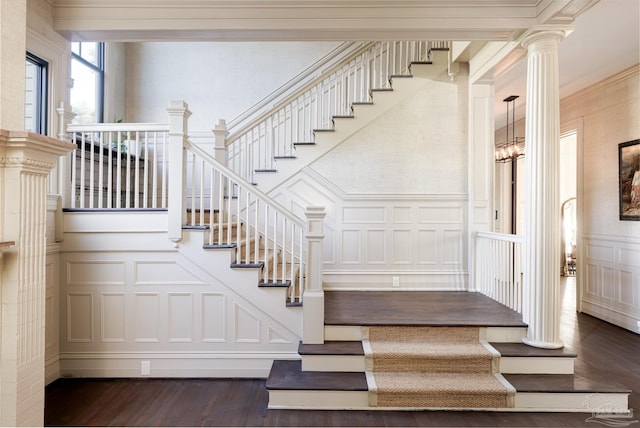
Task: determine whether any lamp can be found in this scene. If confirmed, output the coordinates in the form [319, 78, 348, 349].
[495, 95, 524, 162]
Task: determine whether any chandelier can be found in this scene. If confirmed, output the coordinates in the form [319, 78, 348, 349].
[495, 95, 525, 162]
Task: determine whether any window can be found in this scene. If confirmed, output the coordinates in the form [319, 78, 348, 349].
[25, 53, 48, 134]
[70, 42, 104, 123]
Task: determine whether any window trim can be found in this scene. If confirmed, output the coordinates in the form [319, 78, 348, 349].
[71, 42, 105, 123]
[26, 52, 49, 134]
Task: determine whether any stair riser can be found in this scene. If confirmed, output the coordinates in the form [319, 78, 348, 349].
[268, 390, 369, 410]
[301, 355, 365, 372]
[325, 326, 528, 342]
[500, 357, 575, 375]
[269, 390, 629, 412]
[514, 392, 629, 413]
[300, 354, 575, 375]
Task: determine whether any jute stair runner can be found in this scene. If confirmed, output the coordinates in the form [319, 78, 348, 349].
[363, 326, 515, 408]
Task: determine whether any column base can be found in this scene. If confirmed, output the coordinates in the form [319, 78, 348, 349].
[522, 336, 564, 350]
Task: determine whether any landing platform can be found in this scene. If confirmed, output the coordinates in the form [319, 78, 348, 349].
[325, 291, 526, 327]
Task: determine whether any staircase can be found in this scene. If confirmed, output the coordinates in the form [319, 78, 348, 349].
[185, 208, 302, 305]
[225, 41, 453, 192]
[266, 291, 631, 413]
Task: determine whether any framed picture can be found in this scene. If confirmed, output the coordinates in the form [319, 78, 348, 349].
[619, 139, 640, 221]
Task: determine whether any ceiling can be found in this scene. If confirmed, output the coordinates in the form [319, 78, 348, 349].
[492, 0, 640, 130]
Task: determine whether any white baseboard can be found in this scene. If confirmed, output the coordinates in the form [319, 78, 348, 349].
[58, 352, 299, 378]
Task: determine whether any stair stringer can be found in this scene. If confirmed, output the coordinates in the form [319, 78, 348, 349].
[255, 58, 451, 193]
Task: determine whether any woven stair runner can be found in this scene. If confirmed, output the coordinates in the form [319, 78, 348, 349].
[363, 326, 515, 408]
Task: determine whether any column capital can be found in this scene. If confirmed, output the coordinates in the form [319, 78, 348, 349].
[521, 26, 574, 50]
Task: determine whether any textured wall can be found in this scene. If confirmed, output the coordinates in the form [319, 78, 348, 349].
[561, 66, 640, 333]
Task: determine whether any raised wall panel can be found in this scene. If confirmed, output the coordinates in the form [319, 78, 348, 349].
[418, 206, 463, 223]
[341, 230, 360, 264]
[392, 229, 411, 264]
[418, 229, 437, 264]
[392, 206, 412, 223]
[234, 303, 260, 343]
[323, 226, 336, 264]
[343, 206, 385, 223]
[586, 244, 615, 263]
[168, 293, 193, 342]
[101, 293, 126, 342]
[619, 271, 634, 306]
[366, 229, 386, 264]
[67, 261, 125, 286]
[67, 293, 93, 343]
[619, 248, 640, 267]
[201, 293, 227, 343]
[586, 263, 599, 295]
[443, 230, 463, 265]
[268, 326, 291, 344]
[134, 293, 160, 343]
[134, 261, 206, 286]
[601, 267, 616, 300]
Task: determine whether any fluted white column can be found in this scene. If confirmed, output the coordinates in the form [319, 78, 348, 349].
[0, 131, 74, 426]
[521, 30, 566, 349]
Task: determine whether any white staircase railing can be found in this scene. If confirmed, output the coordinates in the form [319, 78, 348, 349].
[60, 101, 315, 307]
[475, 232, 524, 313]
[226, 41, 449, 184]
[65, 123, 170, 209]
[185, 141, 307, 304]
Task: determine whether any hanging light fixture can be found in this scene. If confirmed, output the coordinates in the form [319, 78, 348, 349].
[495, 95, 525, 162]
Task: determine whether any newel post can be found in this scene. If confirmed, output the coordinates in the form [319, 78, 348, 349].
[56, 101, 76, 208]
[303, 206, 326, 344]
[212, 119, 227, 165]
[166, 100, 192, 245]
[211, 119, 228, 211]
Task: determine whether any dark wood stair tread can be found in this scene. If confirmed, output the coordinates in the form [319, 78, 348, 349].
[298, 341, 364, 356]
[259, 280, 291, 288]
[293, 141, 315, 146]
[324, 291, 526, 327]
[504, 374, 631, 394]
[492, 343, 577, 358]
[266, 360, 367, 391]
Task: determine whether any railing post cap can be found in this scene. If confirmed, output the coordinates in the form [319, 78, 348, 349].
[167, 100, 192, 117]
[305, 206, 326, 216]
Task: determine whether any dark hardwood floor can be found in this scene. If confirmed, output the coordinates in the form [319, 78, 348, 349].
[45, 278, 640, 427]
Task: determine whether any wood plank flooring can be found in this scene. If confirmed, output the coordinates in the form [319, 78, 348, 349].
[45, 278, 640, 427]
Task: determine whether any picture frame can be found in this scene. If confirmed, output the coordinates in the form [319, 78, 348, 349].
[619, 139, 640, 221]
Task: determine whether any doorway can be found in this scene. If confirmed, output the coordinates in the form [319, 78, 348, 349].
[559, 130, 577, 278]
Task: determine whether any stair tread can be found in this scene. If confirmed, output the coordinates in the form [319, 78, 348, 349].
[266, 360, 367, 391]
[298, 340, 364, 356]
[504, 374, 631, 394]
[491, 343, 577, 358]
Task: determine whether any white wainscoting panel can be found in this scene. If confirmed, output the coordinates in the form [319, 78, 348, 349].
[67, 293, 93, 342]
[101, 293, 126, 342]
[581, 234, 640, 334]
[60, 218, 302, 378]
[271, 170, 468, 290]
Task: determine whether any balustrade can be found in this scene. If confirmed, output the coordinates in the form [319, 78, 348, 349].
[475, 231, 524, 313]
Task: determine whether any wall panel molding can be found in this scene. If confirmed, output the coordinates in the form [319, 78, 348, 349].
[582, 235, 640, 334]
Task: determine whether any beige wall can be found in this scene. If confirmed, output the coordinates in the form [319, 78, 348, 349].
[562, 65, 640, 333]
